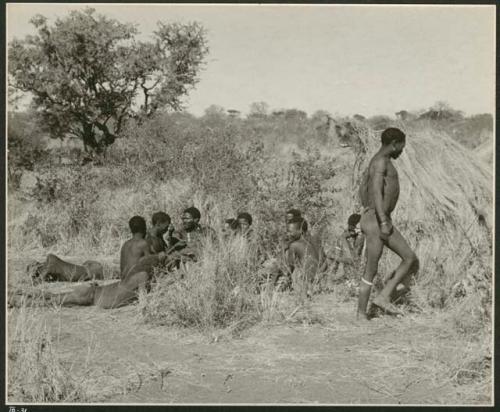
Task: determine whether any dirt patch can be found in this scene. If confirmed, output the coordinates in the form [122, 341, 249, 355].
[6, 257, 492, 405]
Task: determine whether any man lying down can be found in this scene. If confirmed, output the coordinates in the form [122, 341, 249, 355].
[9, 215, 189, 309]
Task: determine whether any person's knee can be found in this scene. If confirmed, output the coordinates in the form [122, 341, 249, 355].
[407, 253, 419, 269]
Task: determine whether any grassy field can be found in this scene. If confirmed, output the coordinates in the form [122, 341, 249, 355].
[6, 112, 493, 404]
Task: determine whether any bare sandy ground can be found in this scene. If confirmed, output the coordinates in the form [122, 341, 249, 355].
[7, 256, 492, 405]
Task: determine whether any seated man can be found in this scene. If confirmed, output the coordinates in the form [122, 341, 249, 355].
[10, 216, 169, 309]
[329, 213, 365, 280]
[145, 211, 172, 254]
[166, 206, 216, 265]
[285, 216, 328, 298]
[222, 218, 239, 238]
[236, 212, 253, 237]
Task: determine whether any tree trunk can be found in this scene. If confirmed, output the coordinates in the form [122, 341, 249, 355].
[81, 122, 98, 153]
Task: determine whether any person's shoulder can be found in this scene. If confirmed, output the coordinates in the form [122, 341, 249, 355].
[290, 239, 306, 251]
[372, 154, 388, 168]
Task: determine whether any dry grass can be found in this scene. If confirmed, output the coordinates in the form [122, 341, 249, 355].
[7, 300, 91, 402]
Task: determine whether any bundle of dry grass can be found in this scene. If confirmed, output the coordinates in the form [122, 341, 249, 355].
[473, 136, 493, 166]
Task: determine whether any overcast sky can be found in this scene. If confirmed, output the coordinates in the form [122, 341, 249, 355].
[7, 4, 495, 117]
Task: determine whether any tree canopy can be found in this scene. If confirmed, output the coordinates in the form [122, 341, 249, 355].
[8, 8, 209, 153]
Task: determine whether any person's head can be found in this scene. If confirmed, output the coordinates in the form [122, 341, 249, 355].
[223, 218, 238, 234]
[286, 208, 302, 224]
[182, 207, 201, 231]
[381, 127, 406, 159]
[224, 218, 237, 230]
[237, 212, 253, 233]
[151, 212, 171, 235]
[347, 213, 361, 232]
[286, 217, 308, 242]
[129, 215, 147, 237]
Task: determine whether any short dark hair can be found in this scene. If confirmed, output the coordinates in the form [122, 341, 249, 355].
[152, 212, 171, 226]
[129, 216, 147, 235]
[286, 208, 302, 218]
[381, 127, 406, 145]
[347, 213, 361, 227]
[237, 212, 253, 225]
[288, 216, 308, 233]
[183, 207, 201, 220]
[225, 218, 239, 230]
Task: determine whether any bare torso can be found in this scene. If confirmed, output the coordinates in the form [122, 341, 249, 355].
[119, 238, 150, 277]
[366, 154, 400, 216]
[146, 233, 167, 254]
[287, 238, 326, 279]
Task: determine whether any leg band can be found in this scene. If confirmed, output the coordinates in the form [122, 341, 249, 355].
[361, 277, 374, 286]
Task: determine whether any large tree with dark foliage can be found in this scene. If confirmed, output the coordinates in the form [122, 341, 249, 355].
[8, 8, 209, 153]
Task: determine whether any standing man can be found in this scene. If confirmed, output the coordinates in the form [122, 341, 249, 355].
[357, 128, 419, 320]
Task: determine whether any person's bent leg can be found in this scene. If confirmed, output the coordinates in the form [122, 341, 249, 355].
[43, 254, 89, 282]
[373, 227, 419, 313]
[357, 236, 383, 320]
[53, 284, 97, 306]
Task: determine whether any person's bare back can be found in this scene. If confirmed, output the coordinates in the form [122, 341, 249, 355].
[8, 215, 170, 309]
[286, 217, 327, 297]
[120, 237, 150, 278]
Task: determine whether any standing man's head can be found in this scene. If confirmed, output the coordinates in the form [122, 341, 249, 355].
[347, 213, 361, 233]
[182, 207, 201, 231]
[286, 208, 302, 224]
[381, 127, 406, 159]
[286, 217, 308, 242]
[129, 216, 147, 237]
[237, 212, 253, 233]
[151, 212, 171, 235]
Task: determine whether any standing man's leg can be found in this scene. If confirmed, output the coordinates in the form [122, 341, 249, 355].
[372, 227, 419, 312]
[357, 211, 384, 319]
[357, 235, 383, 319]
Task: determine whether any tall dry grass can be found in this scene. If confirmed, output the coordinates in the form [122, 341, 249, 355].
[8, 300, 91, 402]
[8, 115, 493, 335]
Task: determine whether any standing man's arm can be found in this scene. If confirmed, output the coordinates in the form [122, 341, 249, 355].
[371, 158, 393, 238]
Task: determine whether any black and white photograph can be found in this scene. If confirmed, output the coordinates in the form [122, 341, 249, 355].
[5, 2, 494, 406]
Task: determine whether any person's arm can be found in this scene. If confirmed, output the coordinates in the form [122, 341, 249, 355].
[286, 243, 298, 273]
[371, 157, 388, 224]
[339, 236, 355, 264]
[141, 240, 152, 257]
[354, 234, 365, 259]
[371, 157, 393, 240]
[165, 224, 179, 248]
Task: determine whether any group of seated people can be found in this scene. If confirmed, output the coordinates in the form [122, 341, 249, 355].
[10, 206, 365, 309]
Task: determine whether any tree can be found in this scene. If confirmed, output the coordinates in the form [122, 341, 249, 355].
[8, 8, 209, 153]
[248, 101, 269, 118]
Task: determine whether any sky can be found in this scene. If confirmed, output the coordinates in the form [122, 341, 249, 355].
[6, 3, 496, 117]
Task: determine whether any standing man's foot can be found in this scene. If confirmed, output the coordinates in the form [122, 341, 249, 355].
[372, 296, 403, 315]
[356, 311, 370, 322]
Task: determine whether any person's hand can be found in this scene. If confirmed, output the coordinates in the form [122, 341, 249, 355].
[380, 221, 393, 240]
